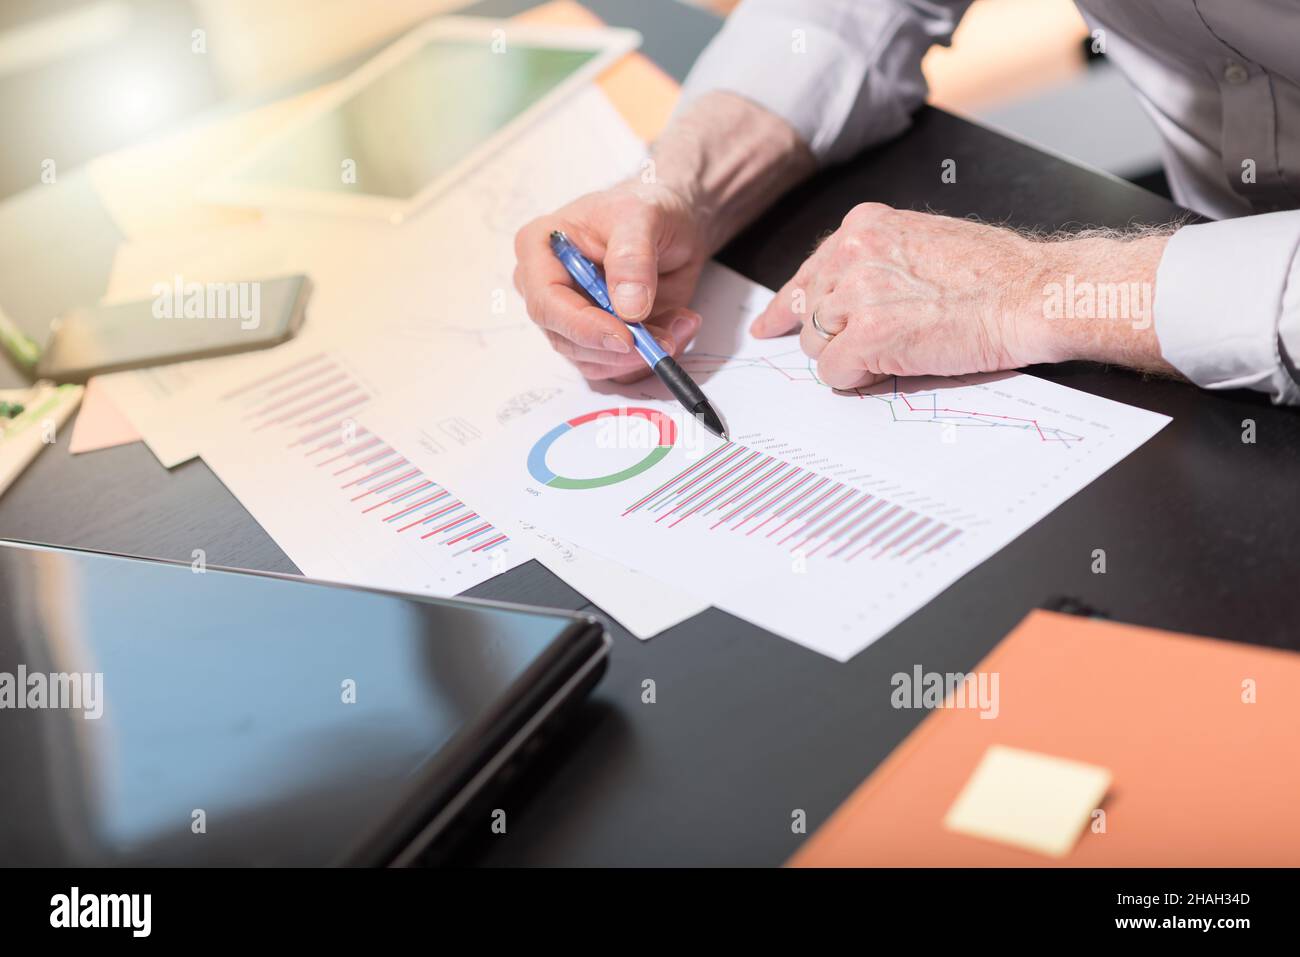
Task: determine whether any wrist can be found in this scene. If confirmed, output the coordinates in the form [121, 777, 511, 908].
[642, 91, 815, 255]
[1011, 233, 1175, 372]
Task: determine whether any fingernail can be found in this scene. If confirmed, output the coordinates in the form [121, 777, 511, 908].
[670, 314, 698, 343]
[601, 333, 630, 354]
[613, 282, 649, 319]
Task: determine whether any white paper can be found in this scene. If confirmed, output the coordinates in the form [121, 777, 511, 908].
[196, 339, 528, 593]
[144, 87, 707, 623]
[356, 398, 709, 639]
[367, 263, 1171, 661]
[96, 85, 644, 468]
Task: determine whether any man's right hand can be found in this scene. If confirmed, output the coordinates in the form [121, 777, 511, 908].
[512, 91, 818, 382]
[513, 181, 708, 382]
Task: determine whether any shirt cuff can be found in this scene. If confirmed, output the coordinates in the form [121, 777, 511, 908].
[676, 0, 927, 165]
[1154, 210, 1300, 405]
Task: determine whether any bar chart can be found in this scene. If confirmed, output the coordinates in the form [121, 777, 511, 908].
[623, 439, 962, 563]
[218, 351, 510, 560]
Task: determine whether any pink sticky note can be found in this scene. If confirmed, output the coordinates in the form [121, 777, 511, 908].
[69, 378, 142, 454]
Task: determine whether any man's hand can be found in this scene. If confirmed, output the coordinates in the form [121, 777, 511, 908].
[513, 182, 707, 381]
[514, 92, 816, 381]
[752, 203, 1177, 388]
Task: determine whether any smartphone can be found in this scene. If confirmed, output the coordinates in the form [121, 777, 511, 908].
[34, 274, 312, 382]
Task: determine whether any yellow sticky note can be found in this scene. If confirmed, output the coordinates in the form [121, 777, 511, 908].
[943, 745, 1111, 858]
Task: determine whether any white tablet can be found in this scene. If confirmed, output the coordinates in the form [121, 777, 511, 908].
[205, 17, 640, 223]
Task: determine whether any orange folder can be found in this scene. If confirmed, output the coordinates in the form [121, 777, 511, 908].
[790, 610, 1300, 866]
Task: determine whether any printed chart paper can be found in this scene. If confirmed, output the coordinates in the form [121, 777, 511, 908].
[366, 264, 1171, 661]
[357, 398, 709, 639]
[197, 342, 527, 594]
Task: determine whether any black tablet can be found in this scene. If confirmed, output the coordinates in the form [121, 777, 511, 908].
[0, 540, 608, 866]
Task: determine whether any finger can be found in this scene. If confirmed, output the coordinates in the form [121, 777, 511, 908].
[650, 264, 701, 313]
[531, 283, 634, 352]
[799, 297, 850, 361]
[611, 309, 701, 384]
[602, 205, 664, 321]
[751, 238, 835, 338]
[642, 308, 702, 357]
[571, 358, 646, 381]
[816, 332, 886, 392]
[516, 219, 635, 353]
[544, 329, 645, 371]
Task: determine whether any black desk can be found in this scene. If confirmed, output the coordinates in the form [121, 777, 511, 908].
[2, 0, 1297, 866]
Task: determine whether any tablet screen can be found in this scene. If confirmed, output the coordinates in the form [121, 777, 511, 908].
[0, 541, 588, 865]
[231, 38, 600, 201]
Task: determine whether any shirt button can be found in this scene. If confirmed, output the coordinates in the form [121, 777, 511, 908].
[1223, 62, 1249, 84]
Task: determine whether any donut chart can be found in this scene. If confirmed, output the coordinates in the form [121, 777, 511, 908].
[527, 407, 676, 490]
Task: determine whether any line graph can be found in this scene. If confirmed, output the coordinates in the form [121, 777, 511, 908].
[622, 439, 962, 564]
[681, 348, 1085, 446]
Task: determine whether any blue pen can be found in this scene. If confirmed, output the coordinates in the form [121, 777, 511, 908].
[549, 230, 727, 439]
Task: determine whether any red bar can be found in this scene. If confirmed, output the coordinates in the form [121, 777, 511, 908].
[220, 353, 328, 401]
[398, 500, 462, 533]
[445, 522, 492, 546]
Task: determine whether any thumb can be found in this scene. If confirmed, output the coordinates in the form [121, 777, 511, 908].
[603, 207, 662, 322]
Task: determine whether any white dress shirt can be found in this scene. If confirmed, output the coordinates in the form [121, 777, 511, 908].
[679, 0, 1300, 404]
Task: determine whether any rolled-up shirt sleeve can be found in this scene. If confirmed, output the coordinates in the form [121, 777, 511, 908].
[1154, 211, 1300, 405]
[677, 0, 972, 165]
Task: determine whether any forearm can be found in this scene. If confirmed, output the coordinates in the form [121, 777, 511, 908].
[638, 91, 816, 256]
[1018, 232, 1180, 376]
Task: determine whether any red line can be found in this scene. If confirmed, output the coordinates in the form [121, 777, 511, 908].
[712, 464, 789, 528]
[808, 498, 882, 557]
[341, 459, 409, 490]
[714, 460, 783, 514]
[895, 392, 1081, 444]
[879, 515, 930, 557]
[722, 467, 799, 529]
[378, 488, 444, 520]
[445, 523, 492, 546]
[316, 436, 379, 467]
[293, 393, 368, 428]
[257, 383, 358, 429]
[306, 428, 370, 458]
[624, 444, 736, 515]
[749, 476, 820, 536]
[898, 521, 944, 558]
[350, 468, 420, 500]
[830, 503, 897, 558]
[333, 445, 396, 475]
[787, 490, 860, 553]
[293, 417, 354, 448]
[472, 534, 508, 552]
[220, 352, 328, 401]
[778, 486, 851, 547]
[848, 508, 913, 561]
[653, 450, 755, 523]
[262, 360, 338, 398]
[398, 500, 462, 533]
[767, 480, 837, 539]
[367, 485, 440, 516]
[921, 528, 962, 556]
[246, 371, 345, 420]
[668, 455, 769, 527]
[420, 511, 477, 538]
[657, 452, 759, 524]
